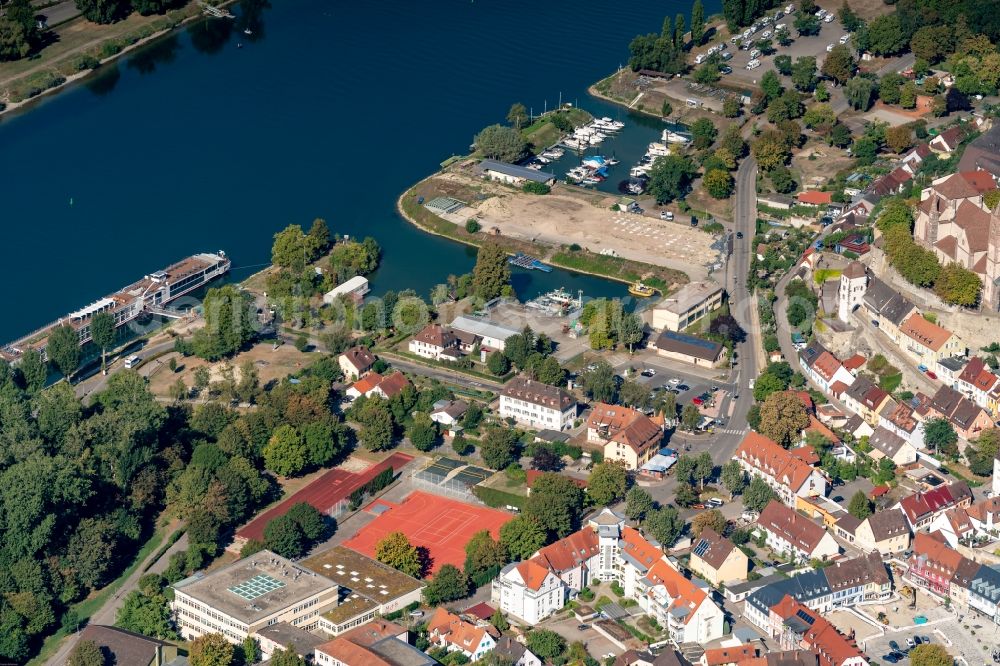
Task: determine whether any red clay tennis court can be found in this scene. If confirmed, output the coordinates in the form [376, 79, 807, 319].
[343, 490, 512, 574]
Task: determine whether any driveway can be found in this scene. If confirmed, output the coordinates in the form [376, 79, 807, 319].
[546, 615, 622, 661]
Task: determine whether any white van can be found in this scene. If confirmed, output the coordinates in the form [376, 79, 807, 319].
[823, 13, 834, 22]
[685, 98, 701, 108]
[124, 355, 140, 369]
[695, 54, 706, 64]
[749, 49, 761, 59]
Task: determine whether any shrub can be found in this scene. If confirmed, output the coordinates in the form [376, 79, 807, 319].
[465, 219, 481, 233]
[522, 182, 551, 195]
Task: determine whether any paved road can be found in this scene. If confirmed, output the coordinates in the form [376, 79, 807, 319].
[47, 531, 189, 666]
[35, 0, 81, 27]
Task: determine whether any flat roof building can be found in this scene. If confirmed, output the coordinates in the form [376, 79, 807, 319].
[172, 550, 339, 644]
[324, 276, 370, 304]
[475, 159, 556, 186]
[653, 330, 727, 367]
[301, 546, 425, 637]
[652, 282, 725, 331]
[449, 315, 520, 351]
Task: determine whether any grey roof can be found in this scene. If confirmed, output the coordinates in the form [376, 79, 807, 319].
[865, 509, 910, 541]
[77, 625, 172, 666]
[726, 572, 786, 596]
[449, 314, 520, 343]
[746, 570, 830, 617]
[654, 330, 724, 362]
[535, 429, 571, 443]
[798, 341, 828, 369]
[255, 622, 325, 654]
[765, 651, 819, 666]
[656, 281, 723, 315]
[843, 414, 868, 434]
[369, 636, 438, 666]
[958, 124, 1000, 176]
[845, 376, 877, 402]
[495, 636, 527, 661]
[477, 159, 556, 184]
[869, 427, 908, 458]
[863, 277, 915, 326]
[938, 356, 968, 372]
[969, 564, 1000, 604]
[823, 552, 890, 592]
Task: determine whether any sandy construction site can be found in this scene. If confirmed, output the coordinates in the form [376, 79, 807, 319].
[457, 178, 722, 281]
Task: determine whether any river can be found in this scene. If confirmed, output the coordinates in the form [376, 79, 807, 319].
[0, 0, 719, 342]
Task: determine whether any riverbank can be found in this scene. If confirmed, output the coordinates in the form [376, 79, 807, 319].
[0, 0, 232, 118]
[396, 172, 691, 294]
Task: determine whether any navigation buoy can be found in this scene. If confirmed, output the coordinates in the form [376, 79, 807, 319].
[69, 197, 74, 206]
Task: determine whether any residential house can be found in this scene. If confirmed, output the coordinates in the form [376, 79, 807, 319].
[907, 531, 966, 597]
[899, 314, 964, 365]
[587, 403, 664, 470]
[929, 125, 968, 153]
[968, 565, 1000, 623]
[426, 608, 497, 661]
[926, 507, 976, 547]
[758, 501, 840, 563]
[430, 400, 468, 427]
[734, 432, 829, 506]
[823, 552, 892, 606]
[635, 556, 725, 644]
[492, 559, 565, 624]
[494, 636, 543, 666]
[841, 377, 891, 426]
[701, 646, 758, 666]
[449, 315, 520, 352]
[877, 402, 926, 449]
[841, 415, 874, 440]
[852, 510, 911, 555]
[689, 528, 749, 587]
[772, 597, 869, 666]
[967, 496, 1000, 535]
[867, 427, 918, 466]
[369, 371, 412, 400]
[897, 482, 973, 530]
[860, 277, 916, 344]
[615, 650, 694, 666]
[798, 191, 833, 206]
[956, 357, 999, 414]
[408, 324, 460, 361]
[744, 570, 833, 634]
[803, 350, 856, 394]
[916, 386, 993, 440]
[499, 375, 577, 431]
[338, 346, 375, 381]
[530, 524, 601, 591]
[653, 330, 728, 367]
[936, 356, 969, 387]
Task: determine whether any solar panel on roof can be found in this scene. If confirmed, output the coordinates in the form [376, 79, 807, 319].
[795, 609, 815, 625]
[692, 539, 711, 557]
[661, 330, 719, 350]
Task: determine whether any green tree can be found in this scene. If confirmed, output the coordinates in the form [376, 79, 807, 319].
[465, 530, 507, 587]
[263, 425, 307, 477]
[407, 412, 438, 452]
[480, 426, 519, 470]
[499, 514, 547, 560]
[526, 473, 584, 538]
[722, 460, 747, 498]
[527, 630, 566, 661]
[744, 476, 777, 512]
[263, 515, 305, 559]
[723, 95, 742, 118]
[643, 506, 683, 545]
[691, 0, 705, 44]
[424, 563, 469, 604]
[588, 461, 628, 506]
[287, 502, 326, 541]
[751, 130, 791, 171]
[115, 588, 175, 639]
[704, 169, 735, 198]
[794, 12, 820, 36]
[680, 403, 701, 430]
[191, 285, 257, 360]
[472, 242, 511, 300]
[691, 509, 727, 536]
[847, 490, 874, 519]
[67, 640, 105, 666]
[491, 608, 510, 632]
[506, 102, 529, 129]
[791, 56, 818, 92]
[47, 324, 81, 380]
[625, 486, 654, 521]
[661, 99, 674, 117]
[19, 348, 47, 394]
[90, 311, 116, 375]
[376, 531, 423, 577]
[909, 644, 953, 666]
[75, 0, 131, 24]
[580, 359, 617, 404]
[269, 648, 306, 666]
[691, 117, 718, 150]
[865, 14, 906, 55]
[271, 224, 310, 272]
[675, 13, 686, 47]
[924, 418, 958, 457]
[775, 54, 793, 75]
[935, 263, 982, 307]
[821, 45, 855, 84]
[761, 69, 783, 101]
[648, 154, 696, 203]
[242, 636, 261, 665]
[475, 124, 528, 162]
[758, 390, 809, 447]
[752, 372, 784, 401]
[845, 77, 876, 111]
[356, 396, 395, 452]
[189, 633, 235, 666]
[770, 165, 796, 193]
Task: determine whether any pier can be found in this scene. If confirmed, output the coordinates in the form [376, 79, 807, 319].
[508, 253, 552, 272]
[198, 1, 235, 18]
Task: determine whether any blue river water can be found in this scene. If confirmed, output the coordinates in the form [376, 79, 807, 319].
[0, 0, 718, 342]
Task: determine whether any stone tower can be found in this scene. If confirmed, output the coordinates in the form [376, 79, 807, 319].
[838, 261, 868, 323]
[986, 204, 1000, 311]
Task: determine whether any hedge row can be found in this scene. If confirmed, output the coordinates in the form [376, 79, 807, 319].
[472, 485, 525, 510]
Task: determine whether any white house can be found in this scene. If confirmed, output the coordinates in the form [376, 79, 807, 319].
[338, 346, 375, 381]
[323, 276, 369, 304]
[499, 375, 576, 430]
[426, 608, 496, 661]
[408, 324, 459, 361]
[492, 559, 565, 624]
[734, 432, 828, 506]
[449, 315, 519, 352]
[758, 501, 840, 563]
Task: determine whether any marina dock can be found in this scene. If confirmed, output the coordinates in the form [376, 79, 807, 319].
[508, 253, 552, 272]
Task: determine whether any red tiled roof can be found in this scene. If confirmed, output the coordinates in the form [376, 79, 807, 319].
[622, 526, 664, 570]
[462, 603, 496, 621]
[704, 645, 757, 665]
[842, 354, 866, 371]
[735, 432, 819, 494]
[899, 482, 973, 524]
[375, 371, 412, 398]
[514, 559, 552, 591]
[798, 191, 833, 205]
[805, 416, 840, 444]
[533, 526, 600, 573]
[759, 500, 828, 553]
[900, 313, 953, 352]
[811, 352, 842, 382]
[351, 372, 383, 395]
[644, 557, 707, 625]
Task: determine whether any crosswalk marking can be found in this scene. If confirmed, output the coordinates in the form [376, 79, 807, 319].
[717, 428, 748, 435]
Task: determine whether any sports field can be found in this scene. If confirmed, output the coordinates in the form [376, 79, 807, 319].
[343, 490, 512, 574]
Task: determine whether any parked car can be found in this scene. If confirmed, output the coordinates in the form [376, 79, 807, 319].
[720, 66, 733, 74]
[926, 371, 938, 380]
[826, 43, 835, 52]
[906, 638, 917, 649]
[889, 641, 902, 653]
[668, 377, 681, 385]
[918, 364, 928, 372]
[706, 498, 725, 508]
[871, 320, 880, 327]
[641, 369, 656, 377]
[920, 636, 932, 644]
[676, 384, 690, 392]
[691, 503, 706, 509]
[883, 654, 899, 664]
[577, 624, 590, 630]
[839, 34, 850, 43]
[692, 397, 705, 406]
[824, 13, 834, 22]
[736, 231, 744, 238]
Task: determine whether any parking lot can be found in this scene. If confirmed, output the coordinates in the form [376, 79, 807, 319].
[546, 615, 624, 661]
[859, 618, 997, 666]
[693, 7, 849, 88]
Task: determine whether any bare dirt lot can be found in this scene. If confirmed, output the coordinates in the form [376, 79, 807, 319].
[789, 140, 855, 190]
[446, 173, 723, 281]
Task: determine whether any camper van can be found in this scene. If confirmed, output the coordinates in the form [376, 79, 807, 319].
[124, 355, 140, 369]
